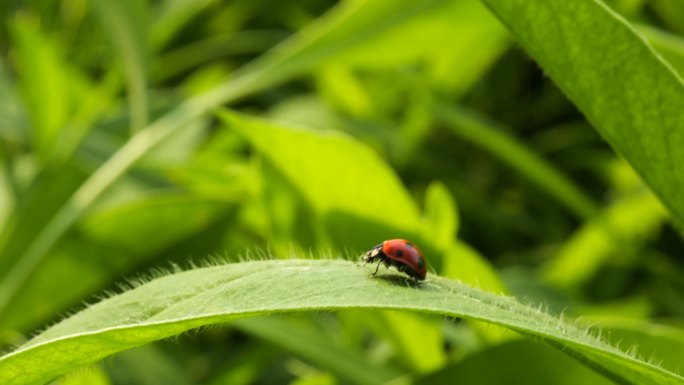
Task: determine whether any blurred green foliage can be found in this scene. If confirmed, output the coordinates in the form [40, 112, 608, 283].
[1, 0, 684, 383]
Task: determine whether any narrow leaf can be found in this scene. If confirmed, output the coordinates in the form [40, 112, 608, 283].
[0, 260, 680, 385]
[90, 0, 150, 134]
[481, 0, 684, 225]
[437, 103, 598, 219]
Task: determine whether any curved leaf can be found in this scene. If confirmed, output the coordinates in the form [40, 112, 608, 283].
[482, 0, 684, 226]
[0, 260, 680, 385]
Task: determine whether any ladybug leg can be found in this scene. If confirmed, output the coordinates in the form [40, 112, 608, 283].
[370, 259, 383, 277]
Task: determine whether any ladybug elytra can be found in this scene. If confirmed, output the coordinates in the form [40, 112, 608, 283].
[363, 239, 427, 281]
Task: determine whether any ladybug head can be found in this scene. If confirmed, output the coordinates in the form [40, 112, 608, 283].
[363, 243, 384, 262]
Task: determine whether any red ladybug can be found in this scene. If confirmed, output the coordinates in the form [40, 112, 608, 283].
[363, 239, 427, 281]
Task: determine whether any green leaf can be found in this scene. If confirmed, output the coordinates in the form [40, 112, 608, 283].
[542, 192, 667, 289]
[315, 65, 376, 119]
[600, 320, 684, 375]
[639, 25, 684, 78]
[481, 0, 684, 226]
[436, 103, 598, 219]
[150, 0, 218, 50]
[0, 195, 233, 332]
[0, 161, 13, 236]
[186, 0, 464, 107]
[221, 110, 421, 247]
[315, 0, 508, 93]
[234, 316, 402, 385]
[104, 345, 192, 385]
[648, 0, 684, 36]
[152, 31, 285, 82]
[417, 339, 614, 385]
[443, 241, 506, 293]
[90, 0, 150, 134]
[372, 310, 446, 372]
[55, 366, 111, 385]
[9, 17, 71, 160]
[422, 181, 458, 251]
[0, 259, 680, 385]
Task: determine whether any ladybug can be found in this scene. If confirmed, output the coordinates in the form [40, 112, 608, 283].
[363, 239, 427, 281]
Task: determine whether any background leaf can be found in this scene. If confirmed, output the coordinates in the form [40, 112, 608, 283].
[90, 0, 150, 134]
[223, 110, 420, 247]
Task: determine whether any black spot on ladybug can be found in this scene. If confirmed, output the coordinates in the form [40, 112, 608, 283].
[395, 250, 404, 258]
[417, 258, 425, 268]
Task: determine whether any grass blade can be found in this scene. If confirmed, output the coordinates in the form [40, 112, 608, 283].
[90, 0, 150, 134]
[437, 103, 598, 219]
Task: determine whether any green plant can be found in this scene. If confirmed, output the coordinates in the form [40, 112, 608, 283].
[1, 0, 684, 384]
